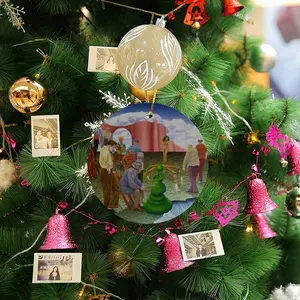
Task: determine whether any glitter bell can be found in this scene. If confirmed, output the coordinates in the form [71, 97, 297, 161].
[161, 232, 194, 273]
[244, 178, 278, 215]
[288, 141, 300, 176]
[39, 207, 78, 250]
[253, 213, 277, 239]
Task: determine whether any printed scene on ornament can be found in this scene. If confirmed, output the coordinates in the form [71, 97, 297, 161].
[91, 103, 208, 224]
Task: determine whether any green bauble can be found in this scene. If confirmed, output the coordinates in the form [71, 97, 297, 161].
[143, 164, 173, 215]
[286, 187, 300, 218]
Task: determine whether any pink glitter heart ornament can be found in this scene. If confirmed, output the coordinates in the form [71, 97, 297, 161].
[212, 200, 239, 227]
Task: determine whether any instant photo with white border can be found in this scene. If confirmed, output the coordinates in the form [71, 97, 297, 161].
[32, 253, 82, 283]
[31, 114, 61, 157]
[179, 229, 225, 262]
[88, 46, 119, 73]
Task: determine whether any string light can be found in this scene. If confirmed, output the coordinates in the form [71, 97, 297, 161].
[247, 130, 261, 145]
[246, 225, 253, 232]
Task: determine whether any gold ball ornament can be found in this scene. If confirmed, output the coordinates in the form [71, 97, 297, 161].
[129, 84, 156, 102]
[117, 21, 182, 91]
[108, 248, 134, 278]
[9, 77, 47, 114]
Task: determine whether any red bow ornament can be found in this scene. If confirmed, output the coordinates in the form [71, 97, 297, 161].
[169, 0, 210, 27]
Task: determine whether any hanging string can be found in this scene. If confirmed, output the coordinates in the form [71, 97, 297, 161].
[100, 0, 186, 18]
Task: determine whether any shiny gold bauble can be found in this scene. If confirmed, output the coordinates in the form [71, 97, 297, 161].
[9, 77, 47, 114]
[129, 84, 156, 102]
[108, 248, 134, 278]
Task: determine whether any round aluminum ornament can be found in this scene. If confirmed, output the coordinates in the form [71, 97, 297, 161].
[93, 103, 208, 224]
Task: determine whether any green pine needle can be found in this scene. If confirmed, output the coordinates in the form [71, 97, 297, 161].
[82, 252, 114, 289]
[157, 72, 200, 119]
[31, 284, 81, 300]
[110, 233, 160, 284]
[19, 145, 71, 192]
[59, 145, 91, 202]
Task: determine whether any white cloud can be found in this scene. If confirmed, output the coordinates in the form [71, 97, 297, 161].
[106, 112, 202, 149]
[106, 111, 163, 126]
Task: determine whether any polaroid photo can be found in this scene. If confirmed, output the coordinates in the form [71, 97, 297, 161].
[31, 115, 61, 157]
[179, 229, 225, 262]
[32, 253, 82, 283]
[88, 46, 119, 73]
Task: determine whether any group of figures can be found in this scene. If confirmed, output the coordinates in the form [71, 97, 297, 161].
[183, 140, 207, 193]
[34, 130, 58, 149]
[98, 133, 145, 211]
[96, 127, 207, 214]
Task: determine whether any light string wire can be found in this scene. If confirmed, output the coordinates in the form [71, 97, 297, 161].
[212, 85, 253, 132]
[2, 187, 94, 266]
[100, 0, 186, 18]
[81, 281, 123, 300]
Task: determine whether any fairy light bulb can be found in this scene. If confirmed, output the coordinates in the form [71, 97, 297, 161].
[246, 224, 253, 233]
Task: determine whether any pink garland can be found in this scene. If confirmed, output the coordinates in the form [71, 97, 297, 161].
[266, 123, 292, 159]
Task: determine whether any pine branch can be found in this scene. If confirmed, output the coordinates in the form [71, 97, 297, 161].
[277, 99, 289, 128]
[0, 0, 25, 32]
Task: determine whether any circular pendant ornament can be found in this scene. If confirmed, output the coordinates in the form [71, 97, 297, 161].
[9, 77, 47, 114]
[93, 103, 207, 224]
[117, 20, 182, 91]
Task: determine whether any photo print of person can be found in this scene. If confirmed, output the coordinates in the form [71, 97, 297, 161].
[88, 46, 119, 73]
[31, 115, 61, 157]
[32, 253, 82, 283]
[179, 230, 225, 261]
[91, 103, 208, 224]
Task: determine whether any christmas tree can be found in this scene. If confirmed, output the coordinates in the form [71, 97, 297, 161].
[1, 0, 299, 299]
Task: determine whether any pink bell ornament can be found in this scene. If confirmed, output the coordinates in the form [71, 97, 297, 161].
[253, 213, 277, 239]
[39, 207, 78, 250]
[161, 232, 194, 273]
[288, 141, 300, 176]
[244, 178, 278, 215]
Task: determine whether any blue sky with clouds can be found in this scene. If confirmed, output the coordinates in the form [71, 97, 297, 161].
[105, 103, 203, 149]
